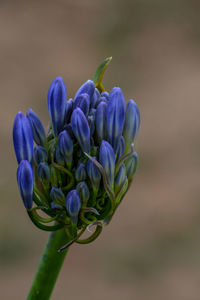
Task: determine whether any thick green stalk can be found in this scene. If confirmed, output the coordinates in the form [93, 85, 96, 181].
[27, 228, 70, 300]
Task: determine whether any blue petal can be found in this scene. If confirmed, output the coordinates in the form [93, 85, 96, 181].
[65, 190, 81, 217]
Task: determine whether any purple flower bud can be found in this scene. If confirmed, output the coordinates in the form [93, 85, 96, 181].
[74, 80, 95, 103]
[47, 76, 66, 136]
[33, 145, 48, 165]
[123, 100, 140, 152]
[64, 98, 73, 123]
[91, 88, 100, 108]
[125, 152, 138, 181]
[50, 186, 65, 203]
[99, 140, 115, 188]
[37, 162, 50, 182]
[27, 109, 46, 146]
[95, 102, 107, 143]
[71, 108, 90, 153]
[86, 156, 101, 190]
[17, 160, 34, 209]
[75, 163, 86, 182]
[115, 163, 126, 194]
[116, 136, 125, 161]
[65, 190, 81, 220]
[76, 181, 90, 204]
[107, 87, 125, 152]
[58, 130, 73, 165]
[13, 112, 33, 164]
[74, 93, 90, 116]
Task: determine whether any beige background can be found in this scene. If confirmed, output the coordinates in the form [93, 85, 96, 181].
[1, 1, 200, 299]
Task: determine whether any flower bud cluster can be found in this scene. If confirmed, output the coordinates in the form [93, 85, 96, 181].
[12, 59, 140, 248]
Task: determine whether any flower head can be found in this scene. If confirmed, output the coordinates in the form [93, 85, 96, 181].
[12, 58, 140, 249]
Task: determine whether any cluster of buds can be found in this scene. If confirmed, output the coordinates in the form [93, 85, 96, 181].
[12, 58, 140, 250]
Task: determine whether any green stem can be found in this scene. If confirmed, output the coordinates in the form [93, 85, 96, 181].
[27, 228, 70, 300]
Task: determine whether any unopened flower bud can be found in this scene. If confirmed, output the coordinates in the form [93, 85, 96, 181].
[107, 87, 125, 152]
[76, 181, 90, 204]
[27, 109, 46, 146]
[48, 76, 66, 136]
[125, 152, 138, 181]
[74, 93, 90, 116]
[86, 156, 101, 191]
[13, 112, 33, 164]
[33, 145, 48, 165]
[55, 146, 65, 166]
[17, 160, 34, 209]
[58, 130, 73, 168]
[65, 98, 73, 123]
[75, 163, 86, 182]
[99, 140, 115, 188]
[101, 91, 109, 101]
[95, 102, 107, 143]
[74, 80, 95, 103]
[71, 108, 90, 153]
[65, 190, 81, 221]
[91, 88, 100, 108]
[116, 136, 125, 161]
[50, 186, 65, 204]
[123, 100, 140, 152]
[115, 163, 126, 194]
[37, 162, 50, 182]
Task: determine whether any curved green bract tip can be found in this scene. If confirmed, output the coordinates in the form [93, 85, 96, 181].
[92, 57, 112, 92]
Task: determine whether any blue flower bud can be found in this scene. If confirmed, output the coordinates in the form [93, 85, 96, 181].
[47, 76, 66, 136]
[27, 109, 46, 146]
[107, 87, 125, 152]
[33, 145, 48, 165]
[101, 91, 109, 101]
[55, 146, 65, 166]
[58, 130, 73, 167]
[74, 80, 95, 103]
[123, 100, 140, 152]
[115, 163, 126, 194]
[37, 162, 50, 182]
[91, 88, 100, 108]
[125, 152, 138, 181]
[99, 140, 115, 188]
[95, 102, 107, 143]
[76, 181, 90, 204]
[75, 163, 86, 182]
[74, 93, 90, 116]
[65, 190, 81, 220]
[13, 112, 33, 164]
[50, 186, 65, 203]
[17, 160, 34, 209]
[116, 136, 125, 161]
[71, 108, 90, 153]
[86, 156, 101, 190]
[65, 98, 73, 123]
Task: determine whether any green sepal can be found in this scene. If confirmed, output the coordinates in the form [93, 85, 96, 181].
[92, 57, 112, 92]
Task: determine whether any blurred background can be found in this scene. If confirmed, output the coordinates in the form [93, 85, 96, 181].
[0, 0, 200, 299]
